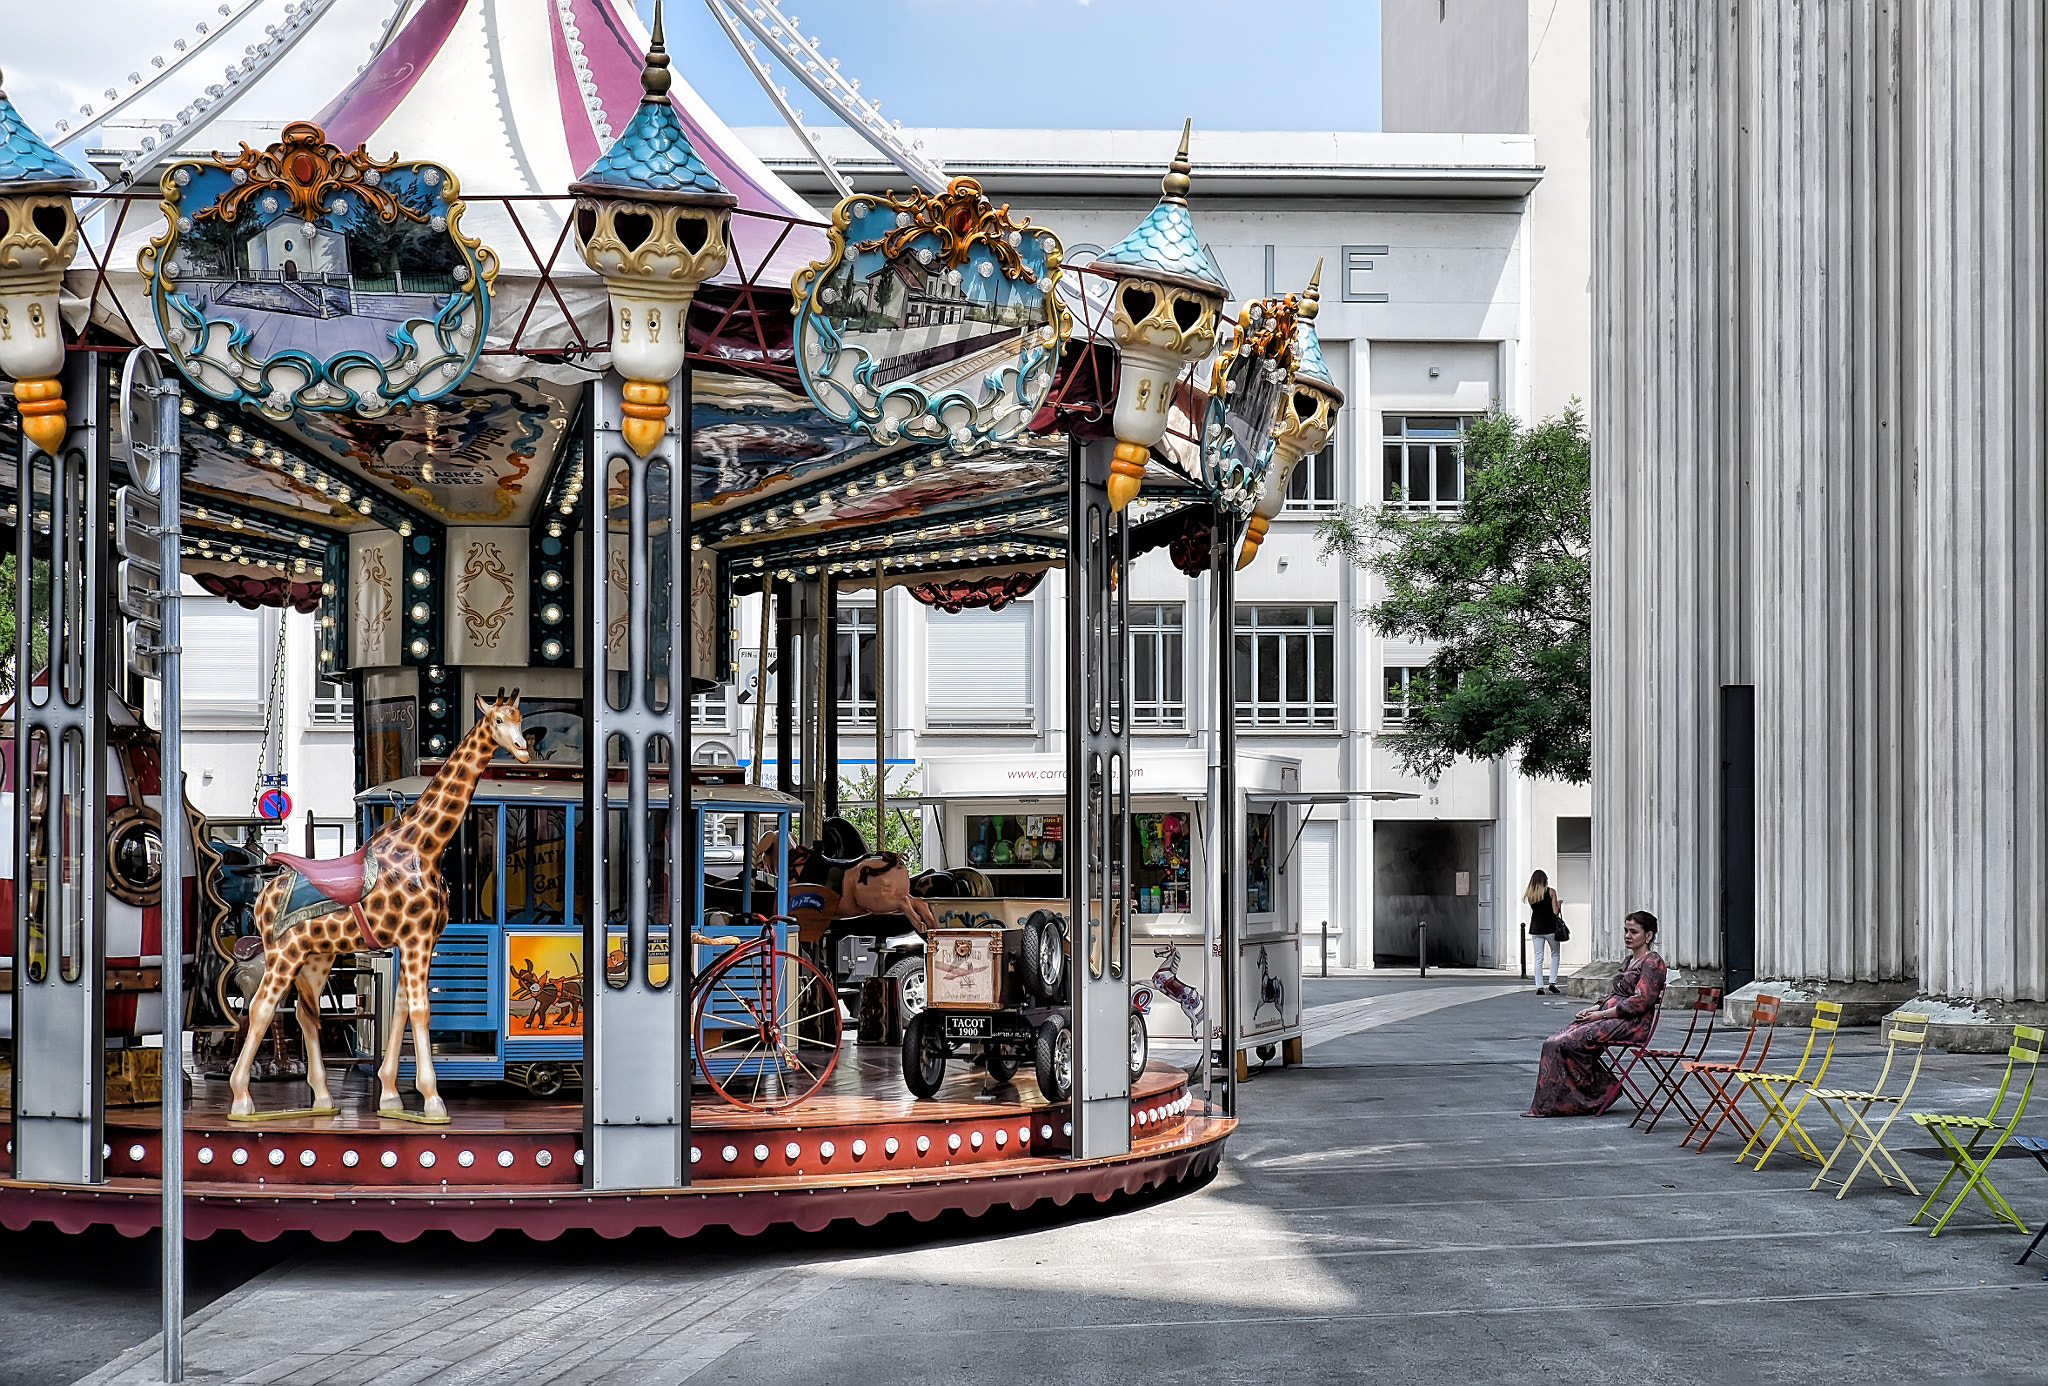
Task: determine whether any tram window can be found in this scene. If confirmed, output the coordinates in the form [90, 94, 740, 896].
[487, 807, 571, 926]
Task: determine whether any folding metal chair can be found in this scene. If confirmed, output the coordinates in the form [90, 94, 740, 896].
[1732, 999, 1844, 1169]
[1623, 987, 1723, 1133]
[1909, 1024, 2045, 1236]
[1675, 994, 1782, 1152]
[1807, 1011, 1931, 1199]
[1591, 1002, 1666, 1119]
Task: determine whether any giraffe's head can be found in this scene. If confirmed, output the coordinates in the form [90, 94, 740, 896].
[475, 688, 531, 763]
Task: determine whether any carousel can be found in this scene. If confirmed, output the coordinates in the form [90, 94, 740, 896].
[0, 0, 1344, 1249]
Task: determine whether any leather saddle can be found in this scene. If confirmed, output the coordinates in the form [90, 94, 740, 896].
[268, 846, 371, 907]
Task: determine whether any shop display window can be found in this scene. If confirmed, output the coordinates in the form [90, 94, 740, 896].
[1132, 811, 1192, 914]
[962, 812, 1062, 870]
[1246, 811, 1275, 915]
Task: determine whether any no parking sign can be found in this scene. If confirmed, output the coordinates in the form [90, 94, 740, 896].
[258, 788, 292, 820]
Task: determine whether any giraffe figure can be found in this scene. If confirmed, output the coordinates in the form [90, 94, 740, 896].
[227, 691, 529, 1121]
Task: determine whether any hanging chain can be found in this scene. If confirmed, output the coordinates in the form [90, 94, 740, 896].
[248, 611, 291, 823]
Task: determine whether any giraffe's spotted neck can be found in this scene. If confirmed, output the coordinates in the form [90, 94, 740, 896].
[390, 714, 500, 859]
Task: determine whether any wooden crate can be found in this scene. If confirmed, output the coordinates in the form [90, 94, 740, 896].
[926, 928, 1024, 1011]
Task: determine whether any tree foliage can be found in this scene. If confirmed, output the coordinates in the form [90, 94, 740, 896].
[0, 554, 49, 700]
[835, 764, 923, 857]
[1317, 405, 1591, 784]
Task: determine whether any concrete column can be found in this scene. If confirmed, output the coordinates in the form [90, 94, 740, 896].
[1745, 3, 1916, 988]
[1910, 2, 2048, 1002]
[1589, 0, 1744, 971]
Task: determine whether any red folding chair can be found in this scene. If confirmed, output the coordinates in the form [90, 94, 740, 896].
[1592, 1003, 1668, 1119]
[1676, 994, 1783, 1152]
[1632, 987, 1724, 1133]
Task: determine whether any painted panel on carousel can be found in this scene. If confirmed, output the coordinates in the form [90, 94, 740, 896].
[350, 530, 404, 668]
[689, 372, 905, 505]
[792, 178, 1068, 452]
[140, 122, 499, 420]
[288, 376, 578, 525]
[444, 526, 529, 667]
[1200, 293, 1298, 516]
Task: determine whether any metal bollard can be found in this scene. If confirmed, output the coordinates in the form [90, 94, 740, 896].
[1521, 923, 1528, 979]
[1321, 919, 1330, 978]
[1417, 921, 1428, 978]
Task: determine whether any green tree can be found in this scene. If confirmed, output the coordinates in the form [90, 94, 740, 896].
[1317, 404, 1591, 784]
[834, 764, 922, 857]
[0, 553, 50, 700]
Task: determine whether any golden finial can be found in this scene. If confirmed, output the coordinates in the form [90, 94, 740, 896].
[642, 0, 673, 103]
[1161, 119, 1192, 204]
[1301, 258, 1322, 322]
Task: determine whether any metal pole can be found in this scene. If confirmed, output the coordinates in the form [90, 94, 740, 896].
[1418, 921, 1427, 979]
[1212, 512, 1240, 1117]
[873, 561, 885, 846]
[1521, 923, 1528, 980]
[1321, 920, 1328, 979]
[156, 371, 184, 1383]
[750, 580, 772, 787]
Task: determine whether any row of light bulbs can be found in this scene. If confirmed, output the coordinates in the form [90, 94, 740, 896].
[752, 542, 1061, 582]
[712, 452, 955, 543]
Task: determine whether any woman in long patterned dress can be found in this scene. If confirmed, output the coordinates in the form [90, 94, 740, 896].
[1524, 910, 1667, 1117]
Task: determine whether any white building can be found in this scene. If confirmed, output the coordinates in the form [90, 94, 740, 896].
[715, 35, 1592, 973]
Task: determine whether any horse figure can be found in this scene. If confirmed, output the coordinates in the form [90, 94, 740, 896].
[511, 961, 564, 1030]
[227, 691, 529, 1122]
[1255, 944, 1285, 1021]
[757, 819, 939, 934]
[1136, 942, 1205, 1033]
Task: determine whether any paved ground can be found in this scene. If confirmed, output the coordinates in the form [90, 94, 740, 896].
[11, 975, 2048, 1386]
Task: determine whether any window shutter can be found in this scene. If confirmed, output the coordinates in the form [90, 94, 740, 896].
[182, 598, 266, 723]
[926, 604, 1033, 726]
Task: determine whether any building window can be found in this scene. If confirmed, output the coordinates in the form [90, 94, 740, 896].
[927, 603, 1034, 727]
[1383, 414, 1469, 511]
[309, 671, 353, 725]
[835, 604, 875, 726]
[1129, 602, 1185, 727]
[1234, 605, 1336, 728]
[1382, 665, 1429, 726]
[691, 690, 728, 728]
[182, 597, 271, 727]
[693, 741, 735, 766]
[1284, 443, 1338, 511]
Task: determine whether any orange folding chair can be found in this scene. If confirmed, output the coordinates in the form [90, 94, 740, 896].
[1675, 994, 1782, 1152]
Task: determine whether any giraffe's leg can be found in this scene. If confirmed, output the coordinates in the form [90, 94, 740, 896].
[228, 955, 300, 1117]
[377, 964, 410, 1111]
[403, 939, 447, 1120]
[292, 953, 338, 1112]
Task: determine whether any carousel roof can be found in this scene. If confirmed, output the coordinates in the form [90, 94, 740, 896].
[0, 77, 96, 192]
[568, 7, 735, 206]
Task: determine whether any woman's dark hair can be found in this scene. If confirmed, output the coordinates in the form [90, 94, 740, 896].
[1625, 909, 1659, 938]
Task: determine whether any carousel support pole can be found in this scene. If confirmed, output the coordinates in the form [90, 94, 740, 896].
[155, 369, 185, 1383]
[873, 560, 886, 844]
[1209, 508, 1242, 1118]
[822, 577, 840, 819]
[750, 579, 772, 786]
[581, 366, 692, 1191]
[775, 578, 797, 796]
[13, 349, 112, 1185]
[1067, 437, 1132, 1159]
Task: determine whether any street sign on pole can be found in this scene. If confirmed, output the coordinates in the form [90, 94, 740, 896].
[257, 788, 293, 821]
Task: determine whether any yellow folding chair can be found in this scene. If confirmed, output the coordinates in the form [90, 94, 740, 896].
[1806, 1011, 1930, 1199]
[1732, 999, 1844, 1170]
[1909, 1024, 2045, 1236]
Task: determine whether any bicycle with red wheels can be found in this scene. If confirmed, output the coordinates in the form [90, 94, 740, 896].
[691, 912, 844, 1111]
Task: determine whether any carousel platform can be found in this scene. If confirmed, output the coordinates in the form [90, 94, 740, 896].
[0, 1048, 1230, 1242]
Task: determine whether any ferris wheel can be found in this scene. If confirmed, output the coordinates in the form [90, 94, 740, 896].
[44, 0, 941, 196]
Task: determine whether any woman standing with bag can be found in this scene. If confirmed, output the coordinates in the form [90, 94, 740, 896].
[1525, 870, 1567, 994]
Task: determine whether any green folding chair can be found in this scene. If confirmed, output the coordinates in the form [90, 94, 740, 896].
[1732, 999, 1844, 1170]
[1909, 1024, 2045, 1236]
[1807, 1011, 1930, 1199]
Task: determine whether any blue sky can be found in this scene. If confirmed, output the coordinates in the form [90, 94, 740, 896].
[6, 1, 1379, 145]
[642, 0, 1382, 133]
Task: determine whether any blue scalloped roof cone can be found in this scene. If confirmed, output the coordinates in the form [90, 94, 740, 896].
[1291, 262, 1344, 404]
[568, 4, 735, 206]
[1095, 122, 1227, 298]
[0, 74, 96, 192]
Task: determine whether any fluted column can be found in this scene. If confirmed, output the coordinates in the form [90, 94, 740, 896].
[1911, 2, 2048, 1002]
[1590, 1, 1742, 970]
[1746, 3, 1916, 986]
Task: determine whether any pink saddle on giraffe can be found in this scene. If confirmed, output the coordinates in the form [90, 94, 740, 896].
[268, 847, 371, 906]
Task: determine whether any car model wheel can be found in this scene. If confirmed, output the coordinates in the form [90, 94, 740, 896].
[886, 955, 926, 1021]
[1024, 910, 1066, 1002]
[1128, 1010, 1149, 1084]
[1034, 1012, 1072, 1103]
[984, 1042, 1018, 1083]
[902, 1011, 948, 1098]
